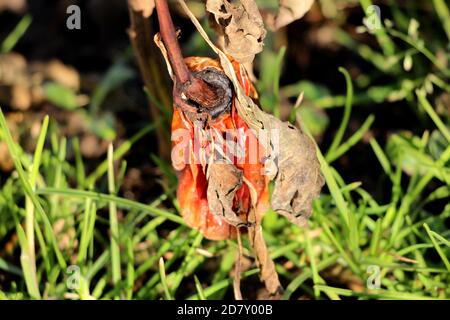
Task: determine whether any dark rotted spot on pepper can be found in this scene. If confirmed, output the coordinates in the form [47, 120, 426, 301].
[184, 67, 233, 119]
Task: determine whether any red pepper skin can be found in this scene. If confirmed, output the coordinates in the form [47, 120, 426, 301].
[171, 57, 269, 240]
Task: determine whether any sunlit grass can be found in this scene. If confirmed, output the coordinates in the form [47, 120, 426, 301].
[0, 0, 449, 300]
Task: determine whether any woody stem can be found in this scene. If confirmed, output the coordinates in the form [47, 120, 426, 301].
[155, 0, 220, 107]
[155, 0, 190, 83]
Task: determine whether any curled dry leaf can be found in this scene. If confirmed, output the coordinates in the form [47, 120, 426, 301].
[206, 162, 247, 227]
[206, 0, 266, 64]
[154, 33, 173, 79]
[233, 230, 244, 300]
[265, 0, 315, 30]
[128, 0, 155, 18]
[266, 115, 324, 226]
[249, 224, 283, 296]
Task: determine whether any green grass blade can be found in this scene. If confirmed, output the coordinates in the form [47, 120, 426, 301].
[318, 149, 350, 227]
[369, 219, 382, 256]
[416, 89, 450, 143]
[194, 275, 207, 300]
[170, 232, 204, 294]
[1, 14, 32, 53]
[432, 0, 450, 41]
[77, 200, 96, 264]
[320, 219, 360, 275]
[328, 115, 375, 163]
[188, 269, 259, 300]
[314, 285, 436, 300]
[305, 231, 322, 297]
[283, 255, 339, 300]
[108, 144, 121, 285]
[430, 231, 450, 248]
[387, 28, 450, 77]
[36, 187, 185, 225]
[159, 258, 173, 300]
[423, 223, 450, 271]
[24, 115, 48, 293]
[0, 257, 23, 276]
[369, 138, 392, 177]
[85, 124, 154, 186]
[126, 238, 135, 300]
[15, 223, 41, 299]
[0, 107, 66, 269]
[359, 0, 396, 56]
[30, 116, 49, 187]
[72, 137, 86, 187]
[50, 137, 66, 217]
[273, 46, 286, 118]
[326, 67, 353, 161]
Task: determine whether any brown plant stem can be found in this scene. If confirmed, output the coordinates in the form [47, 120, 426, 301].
[127, 1, 172, 161]
[155, 0, 190, 84]
[154, 0, 220, 109]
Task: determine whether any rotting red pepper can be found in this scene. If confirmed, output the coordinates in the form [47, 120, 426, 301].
[171, 57, 270, 240]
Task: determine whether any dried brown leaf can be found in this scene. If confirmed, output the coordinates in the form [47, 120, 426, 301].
[128, 0, 155, 17]
[249, 223, 283, 296]
[267, 116, 324, 226]
[244, 174, 282, 296]
[206, 0, 266, 64]
[265, 0, 315, 30]
[154, 32, 178, 80]
[206, 162, 247, 227]
[233, 230, 244, 300]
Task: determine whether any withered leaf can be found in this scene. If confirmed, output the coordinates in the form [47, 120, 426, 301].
[206, 0, 266, 64]
[265, 115, 324, 226]
[265, 0, 315, 30]
[128, 0, 155, 18]
[244, 176, 282, 296]
[244, 178, 283, 295]
[154, 33, 174, 79]
[206, 162, 247, 227]
[233, 230, 244, 300]
[248, 224, 283, 296]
